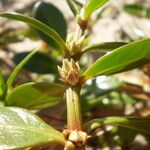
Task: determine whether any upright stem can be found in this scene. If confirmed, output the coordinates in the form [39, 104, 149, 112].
[66, 86, 82, 130]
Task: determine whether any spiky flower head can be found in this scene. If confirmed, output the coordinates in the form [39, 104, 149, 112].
[57, 59, 81, 86]
[66, 33, 85, 56]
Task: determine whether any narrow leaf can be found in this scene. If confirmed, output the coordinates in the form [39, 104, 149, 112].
[73, 0, 83, 11]
[82, 42, 127, 54]
[66, 0, 78, 16]
[83, 39, 150, 81]
[7, 49, 38, 88]
[0, 107, 65, 149]
[83, 0, 108, 19]
[33, 2, 67, 49]
[0, 12, 67, 52]
[85, 116, 150, 134]
[6, 82, 64, 110]
[13, 51, 60, 74]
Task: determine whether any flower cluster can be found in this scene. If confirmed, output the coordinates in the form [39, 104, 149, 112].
[63, 130, 89, 150]
[58, 59, 81, 86]
[66, 34, 85, 56]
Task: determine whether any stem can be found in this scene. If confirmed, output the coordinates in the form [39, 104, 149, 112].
[66, 86, 82, 130]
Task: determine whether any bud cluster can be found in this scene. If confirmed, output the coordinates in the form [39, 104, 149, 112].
[63, 130, 89, 150]
[58, 59, 81, 86]
[66, 34, 85, 57]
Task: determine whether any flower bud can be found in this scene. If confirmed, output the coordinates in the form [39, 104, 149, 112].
[66, 34, 85, 56]
[64, 130, 89, 149]
[58, 59, 81, 86]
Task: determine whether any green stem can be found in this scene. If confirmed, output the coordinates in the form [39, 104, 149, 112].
[66, 86, 82, 130]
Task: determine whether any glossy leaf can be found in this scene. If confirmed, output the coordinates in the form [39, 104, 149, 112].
[0, 107, 65, 149]
[7, 49, 38, 89]
[83, 39, 150, 80]
[82, 42, 127, 54]
[6, 82, 64, 110]
[83, 0, 108, 19]
[85, 116, 150, 134]
[13, 51, 60, 74]
[33, 2, 67, 49]
[0, 12, 67, 52]
[124, 4, 150, 18]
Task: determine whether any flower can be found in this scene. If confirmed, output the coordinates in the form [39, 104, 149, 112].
[58, 59, 81, 86]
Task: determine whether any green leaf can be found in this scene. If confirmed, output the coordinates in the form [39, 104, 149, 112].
[7, 49, 38, 89]
[66, 0, 78, 16]
[83, 39, 150, 81]
[82, 42, 127, 54]
[0, 12, 67, 52]
[33, 2, 67, 49]
[13, 51, 60, 74]
[66, 0, 83, 16]
[85, 116, 150, 134]
[73, 0, 83, 12]
[124, 4, 150, 18]
[0, 107, 65, 149]
[82, 0, 108, 19]
[6, 82, 64, 110]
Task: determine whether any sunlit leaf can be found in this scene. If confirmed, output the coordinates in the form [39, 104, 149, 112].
[82, 0, 108, 19]
[6, 82, 64, 110]
[0, 12, 67, 52]
[7, 49, 38, 88]
[0, 107, 65, 149]
[83, 39, 150, 81]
